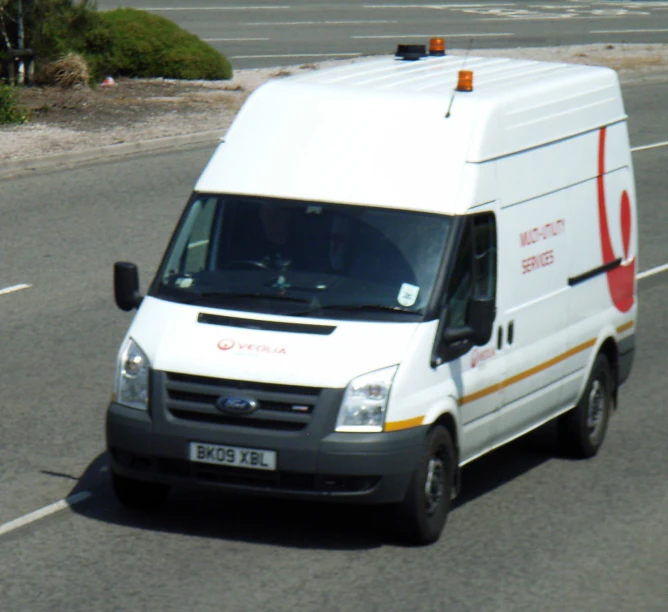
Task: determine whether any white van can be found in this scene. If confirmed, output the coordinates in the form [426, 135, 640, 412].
[107, 40, 637, 545]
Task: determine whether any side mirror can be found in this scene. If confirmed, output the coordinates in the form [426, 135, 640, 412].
[114, 262, 142, 312]
[442, 297, 495, 347]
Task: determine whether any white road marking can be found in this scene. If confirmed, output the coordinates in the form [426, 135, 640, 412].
[0, 492, 92, 538]
[203, 37, 270, 42]
[0, 283, 31, 296]
[628, 134, 668, 280]
[148, 5, 291, 11]
[631, 141, 668, 153]
[231, 52, 362, 59]
[594, 1, 668, 7]
[590, 28, 668, 34]
[245, 20, 399, 26]
[364, 3, 517, 7]
[637, 263, 668, 281]
[467, 15, 644, 22]
[353, 32, 513, 38]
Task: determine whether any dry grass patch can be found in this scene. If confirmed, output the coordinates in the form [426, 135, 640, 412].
[40, 53, 91, 89]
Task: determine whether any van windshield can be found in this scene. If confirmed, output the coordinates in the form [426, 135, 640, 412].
[152, 194, 453, 321]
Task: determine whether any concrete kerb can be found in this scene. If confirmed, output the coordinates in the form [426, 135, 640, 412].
[0, 129, 224, 180]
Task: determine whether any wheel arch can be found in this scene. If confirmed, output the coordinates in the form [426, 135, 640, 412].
[429, 411, 461, 497]
[574, 329, 619, 413]
[598, 336, 619, 409]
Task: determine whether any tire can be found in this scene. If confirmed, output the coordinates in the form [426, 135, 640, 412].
[111, 472, 170, 510]
[558, 353, 613, 459]
[394, 425, 455, 546]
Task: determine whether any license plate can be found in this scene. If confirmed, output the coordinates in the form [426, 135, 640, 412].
[189, 442, 277, 471]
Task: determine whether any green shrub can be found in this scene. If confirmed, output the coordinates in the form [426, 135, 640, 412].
[26, 0, 110, 69]
[18, 2, 231, 83]
[0, 83, 29, 125]
[99, 8, 232, 80]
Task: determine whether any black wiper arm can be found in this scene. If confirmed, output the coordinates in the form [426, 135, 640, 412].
[293, 303, 421, 316]
[164, 290, 312, 305]
[219, 291, 311, 303]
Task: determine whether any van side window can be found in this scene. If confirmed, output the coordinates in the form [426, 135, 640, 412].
[445, 212, 497, 329]
[445, 222, 473, 329]
[472, 213, 497, 302]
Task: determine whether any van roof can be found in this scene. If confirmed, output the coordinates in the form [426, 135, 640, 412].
[291, 53, 612, 98]
[195, 54, 626, 214]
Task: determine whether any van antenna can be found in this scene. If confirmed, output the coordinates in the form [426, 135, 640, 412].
[445, 38, 473, 119]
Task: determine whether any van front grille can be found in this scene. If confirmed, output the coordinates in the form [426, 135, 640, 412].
[162, 371, 321, 431]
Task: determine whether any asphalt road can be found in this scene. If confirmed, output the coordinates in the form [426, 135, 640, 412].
[95, 0, 668, 68]
[0, 77, 667, 610]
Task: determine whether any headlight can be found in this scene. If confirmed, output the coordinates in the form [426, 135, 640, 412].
[335, 365, 398, 433]
[115, 338, 150, 411]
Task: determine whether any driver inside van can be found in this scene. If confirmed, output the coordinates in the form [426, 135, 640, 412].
[224, 200, 417, 288]
[258, 202, 292, 251]
[227, 202, 311, 270]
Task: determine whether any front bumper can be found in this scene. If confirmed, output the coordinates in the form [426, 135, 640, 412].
[106, 373, 425, 505]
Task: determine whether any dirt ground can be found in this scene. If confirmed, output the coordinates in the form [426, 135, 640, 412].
[3, 43, 668, 162]
[1, 62, 317, 161]
[14, 77, 249, 132]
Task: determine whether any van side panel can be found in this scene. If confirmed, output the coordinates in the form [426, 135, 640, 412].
[494, 187, 569, 442]
[492, 122, 636, 448]
[561, 123, 638, 405]
[493, 129, 601, 444]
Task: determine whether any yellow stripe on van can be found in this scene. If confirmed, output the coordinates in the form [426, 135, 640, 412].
[385, 335, 622, 430]
[617, 320, 634, 334]
[461, 338, 597, 405]
[459, 383, 503, 405]
[384, 416, 424, 432]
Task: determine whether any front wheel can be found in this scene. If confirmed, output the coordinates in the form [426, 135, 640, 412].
[558, 353, 613, 459]
[393, 425, 455, 546]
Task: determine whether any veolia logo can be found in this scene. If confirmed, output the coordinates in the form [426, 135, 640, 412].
[217, 338, 287, 355]
[597, 127, 635, 313]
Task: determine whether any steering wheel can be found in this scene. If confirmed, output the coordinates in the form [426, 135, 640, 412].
[228, 259, 270, 270]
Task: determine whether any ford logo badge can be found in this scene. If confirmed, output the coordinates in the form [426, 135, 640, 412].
[216, 396, 258, 416]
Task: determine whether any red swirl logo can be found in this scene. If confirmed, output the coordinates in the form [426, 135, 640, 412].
[471, 347, 495, 368]
[597, 127, 635, 313]
[217, 339, 236, 351]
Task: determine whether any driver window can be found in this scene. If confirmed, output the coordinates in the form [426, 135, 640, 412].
[472, 213, 497, 301]
[445, 222, 473, 329]
[445, 212, 497, 329]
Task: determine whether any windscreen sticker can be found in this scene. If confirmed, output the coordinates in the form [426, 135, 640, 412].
[175, 276, 194, 288]
[398, 283, 420, 307]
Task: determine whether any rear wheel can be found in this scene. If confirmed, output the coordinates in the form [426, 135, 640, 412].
[394, 425, 455, 546]
[558, 353, 613, 458]
[111, 472, 170, 509]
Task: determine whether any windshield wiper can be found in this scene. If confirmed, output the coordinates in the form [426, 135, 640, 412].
[163, 290, 312, 305]
[292, 303, 421, 316]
